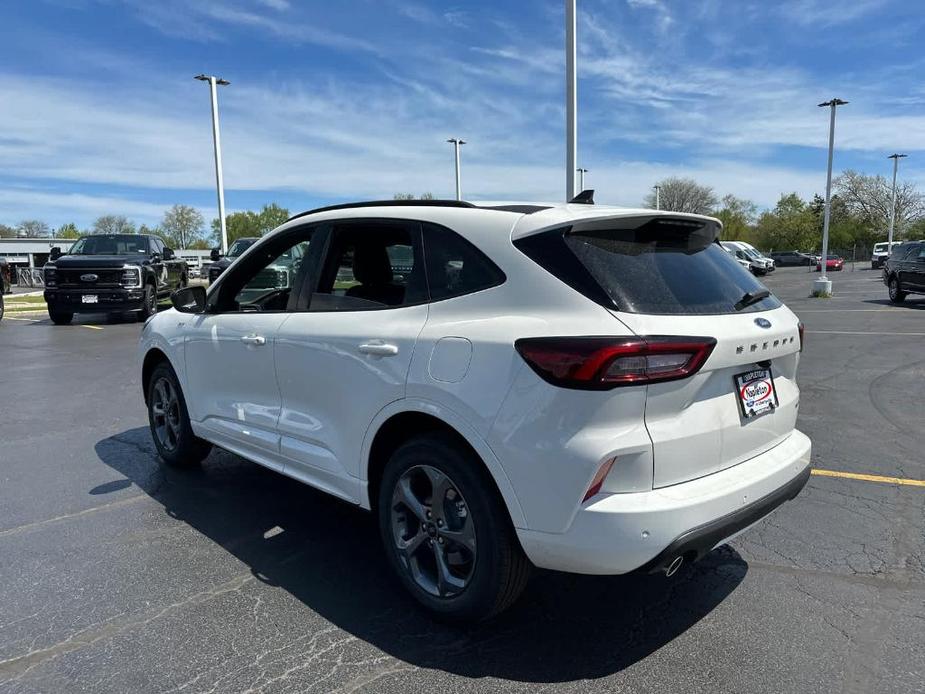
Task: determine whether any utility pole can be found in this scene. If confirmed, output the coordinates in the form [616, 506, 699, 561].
[577, 167, 588, 191]
[814, 98, 848, 297]
[887, 153, 907, 247]
[446, 138, 466, 201]
[653, 185, 661, 210]
[565, 0, 577, 201]
[195, 74, 230, 253]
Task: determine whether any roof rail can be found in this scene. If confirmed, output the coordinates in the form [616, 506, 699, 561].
[286, 199, 476, 223]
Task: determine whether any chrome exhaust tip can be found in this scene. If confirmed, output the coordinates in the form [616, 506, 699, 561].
[665, 555, 684, 577]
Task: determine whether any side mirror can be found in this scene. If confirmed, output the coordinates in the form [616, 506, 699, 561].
[210, 248, 221, 262]
[171, 285, 207, 313]
[163, 247, 175, 260]
[50, 246, 62, 261]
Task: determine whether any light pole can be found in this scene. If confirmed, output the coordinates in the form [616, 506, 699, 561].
[195, 74, 230, 253]
[565, 0, 577, 201]
[887, 153, 907, 247]
[653, 185, 661, 210]
[446, 138, 466, 200]
[577, 167, 588, 191]
[814, 98, 848, 296]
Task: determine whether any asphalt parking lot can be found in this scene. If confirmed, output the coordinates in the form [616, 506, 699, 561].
[1, 266, 923, 693]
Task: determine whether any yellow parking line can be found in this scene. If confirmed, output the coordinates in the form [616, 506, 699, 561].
[812, 468, 925, 488]
[81, 325, 104, 330]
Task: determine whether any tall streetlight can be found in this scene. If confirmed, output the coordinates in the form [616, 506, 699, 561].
[565, 0, 577, 201]
[653, 185, 661, 210]
[446, 138, 466, 200]
[814, 98, 848, 297]
[195, 74, 230, 253]
[577, 167, 588, 191]
[887, 153, 908, 247]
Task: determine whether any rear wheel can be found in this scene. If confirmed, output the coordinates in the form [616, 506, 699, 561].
[378, 433, 530, 622]
[0, 293, 4, 321]
[49, 309, 73, 325]
[888, 277, 906, 303]
[147, 362, 211, 467]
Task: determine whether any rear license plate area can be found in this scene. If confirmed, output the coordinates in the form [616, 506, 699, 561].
[734, 367, 778, 419]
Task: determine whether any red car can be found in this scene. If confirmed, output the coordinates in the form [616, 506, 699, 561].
[815, 256, 844, 271]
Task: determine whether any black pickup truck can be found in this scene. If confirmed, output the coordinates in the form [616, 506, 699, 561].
[43, 234, 188, 324]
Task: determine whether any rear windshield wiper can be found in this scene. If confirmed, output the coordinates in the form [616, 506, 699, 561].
[735, 288, 770, 311]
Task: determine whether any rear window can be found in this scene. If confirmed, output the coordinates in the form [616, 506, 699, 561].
[517, 217, 781, 315]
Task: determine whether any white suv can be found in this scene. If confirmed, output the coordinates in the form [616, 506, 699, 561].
[140, 200, 811, 621]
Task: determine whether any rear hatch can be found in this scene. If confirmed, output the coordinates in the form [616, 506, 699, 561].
[516, 213, 802, 488]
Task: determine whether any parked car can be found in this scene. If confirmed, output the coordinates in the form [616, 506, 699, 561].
[770, 251, 814, 267]
[43, 234, 188, 325]
[140, 200, 811, 621]
[883, 240, 925, 303]
[871, 241, 903, 269]
[207, 237, 260, 283]
[721, 241, 773, 275]
[736, 242, 776, 273]
[723, 245, 752, 271]
[815, 256, 844, 272]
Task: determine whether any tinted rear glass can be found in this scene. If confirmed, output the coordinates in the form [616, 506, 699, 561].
[520, 218, 781, 315]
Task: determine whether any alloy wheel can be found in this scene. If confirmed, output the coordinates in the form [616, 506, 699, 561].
[151, 377, 181, 452]
[889, 278, 898, 300]
[390, 465, 477, 598]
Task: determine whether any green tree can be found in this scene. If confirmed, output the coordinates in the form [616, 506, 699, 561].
[92, 215, 135, 235]
[161, 204, 205, 249]
[210, 204, 291, 246]
[0, 223, 18, 238]
[834, 170, 925, 234]
[714, 195, 758, 242]
[56, 223, 81, 239]
[393, 193, 435, 200]
[753, 193, 818, 251]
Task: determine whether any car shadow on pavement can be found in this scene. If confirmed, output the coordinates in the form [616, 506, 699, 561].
[95, 427, 746, 684]
[863, 298, 925, 309]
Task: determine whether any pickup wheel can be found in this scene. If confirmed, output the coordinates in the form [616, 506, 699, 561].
[49, 309, 73, 325]
[0, 293, 4, 321]
[888, 276, 907, 303]
[147, 362, 212, 467]
[378, 433, 531, 622]
[138, 283, 158, 321]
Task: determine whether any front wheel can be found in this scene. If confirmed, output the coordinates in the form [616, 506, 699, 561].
[0, 293, 4, 321]
[49, 309, 73, 325]
[378, 434, 531, 622]
[888, 277, 907, 303]
[147, 362, 212, 467]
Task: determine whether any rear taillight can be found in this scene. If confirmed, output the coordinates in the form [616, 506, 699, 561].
[514, 335, 716, 390]
[798, 322, 805, 352]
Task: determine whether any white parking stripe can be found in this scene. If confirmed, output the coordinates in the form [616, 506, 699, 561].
[807, 330, 925, 336]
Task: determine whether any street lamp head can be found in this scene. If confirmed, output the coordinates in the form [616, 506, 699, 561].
[446, 138, 466, 145]
[818, 98, 849, 107]
[194, 74, 209, 82]
[195, 74, 230, 85]
[888, 153, 908, 160]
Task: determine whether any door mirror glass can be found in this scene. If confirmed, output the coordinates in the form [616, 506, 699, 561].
[50, 246, 62, 260]
[171, 285, 207, 313]
[210, 247, 221, 262]
[163, 247, 175, 260]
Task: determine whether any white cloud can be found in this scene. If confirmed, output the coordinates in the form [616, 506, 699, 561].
[0, 189, 190, 227]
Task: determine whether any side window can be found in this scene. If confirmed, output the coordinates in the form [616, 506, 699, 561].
[916, 245, 925, 259]
[311, 221, 425, 311]
[151, 238, 164, 255]
[212, 228, 315, 313]
[422, 224, 505, 301]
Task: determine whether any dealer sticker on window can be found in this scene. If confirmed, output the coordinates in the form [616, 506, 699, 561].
[734, 368, 778, 419]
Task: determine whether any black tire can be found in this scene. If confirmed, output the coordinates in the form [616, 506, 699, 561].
[49, 309, 73, 325]
[888, 277, 907, 303]
[0, 293, 4, 321]
[378, 433, 531, 622]
[147, 361, 212, 467]
[139, 283, 158, 321]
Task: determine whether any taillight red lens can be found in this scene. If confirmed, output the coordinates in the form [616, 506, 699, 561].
[798, 322, 805, 352]
[515, 335, 716, 390]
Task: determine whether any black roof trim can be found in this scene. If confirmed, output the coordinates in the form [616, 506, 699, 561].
[286, 199, 476, 223]
[477, 204, 553, 214]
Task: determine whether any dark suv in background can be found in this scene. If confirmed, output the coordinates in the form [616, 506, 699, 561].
[43, 234, 188, 324]
[883, 241, 925, 303]
[769, 250, 815, 266]
[207, 237, 259, 283]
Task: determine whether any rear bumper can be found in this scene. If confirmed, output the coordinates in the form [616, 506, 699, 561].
[45, 288, 146, 312]
[516, 429, 812, 575]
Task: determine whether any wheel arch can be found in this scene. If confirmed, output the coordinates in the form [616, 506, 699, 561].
[141, 347, 171, 405]
[362, 401, 526, 528]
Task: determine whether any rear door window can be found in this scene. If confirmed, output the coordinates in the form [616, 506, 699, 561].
[517, 217, 781, 315]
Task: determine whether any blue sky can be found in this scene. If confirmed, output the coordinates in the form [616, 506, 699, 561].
[1, 0, 924, 230]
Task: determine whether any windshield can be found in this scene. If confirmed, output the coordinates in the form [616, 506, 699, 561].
[68, 235, 149, 255]
[227, 239, 257, 257]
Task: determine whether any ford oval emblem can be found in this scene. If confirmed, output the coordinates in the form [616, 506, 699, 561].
[754, 317, 772, 329]
[80, 273, 98, 282]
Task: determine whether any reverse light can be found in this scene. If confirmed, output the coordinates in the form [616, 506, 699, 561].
[583, 458, 616, 503]
[515, 335, 716, 390]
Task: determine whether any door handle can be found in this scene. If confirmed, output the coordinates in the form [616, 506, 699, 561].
[358, 342, 399, 356]
[240, 334, 267, 346]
